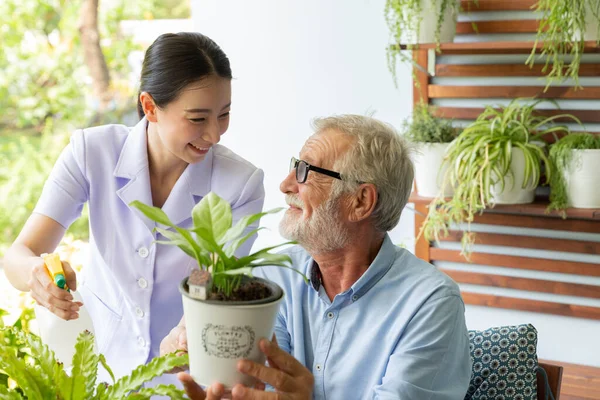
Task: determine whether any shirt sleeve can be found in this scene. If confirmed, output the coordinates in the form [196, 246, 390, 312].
[33, 130, 89, 229]
[230, 167, 265, 257]
[373, 294, 472, 400]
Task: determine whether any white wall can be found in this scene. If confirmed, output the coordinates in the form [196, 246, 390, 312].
[191, 1, 600, 367]
[191, 0, 415, 252]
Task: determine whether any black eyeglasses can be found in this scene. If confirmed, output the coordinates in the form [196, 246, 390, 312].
[289, 157, 342, 184]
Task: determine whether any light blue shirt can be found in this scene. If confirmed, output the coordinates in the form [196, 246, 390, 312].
[34, 118, 265, 385]
[256, 235, 471, 399]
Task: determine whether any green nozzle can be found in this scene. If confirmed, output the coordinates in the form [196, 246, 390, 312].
[54, 274, 66, 289]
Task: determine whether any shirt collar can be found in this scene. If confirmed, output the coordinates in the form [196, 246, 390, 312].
[113, 117, 213, 197]
[309, 234, 396, 298]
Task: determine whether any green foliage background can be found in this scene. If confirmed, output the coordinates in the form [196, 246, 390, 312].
[0, 0, 190, 255]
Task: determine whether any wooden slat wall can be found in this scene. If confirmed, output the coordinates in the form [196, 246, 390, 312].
[410, 0, 600, 328]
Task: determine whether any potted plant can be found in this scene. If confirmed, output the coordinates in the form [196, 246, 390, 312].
[403, 102, 457, 197]
[385, 0, 460, 83]
[527, 0, 600, 89]
[0, 324, 188, 398]
[420, 99, 579, 256]
[548, 132, 600, 211]
[131, 193, 307, 389]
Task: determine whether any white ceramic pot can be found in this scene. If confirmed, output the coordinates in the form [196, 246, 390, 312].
[584, 1, 600, 41]
[564, 149, 600, 208]
[413, 142, 454, 197]
[491, 147, 536, 204]
[404, 0, 459, 44]
[180, 277, 284, 389]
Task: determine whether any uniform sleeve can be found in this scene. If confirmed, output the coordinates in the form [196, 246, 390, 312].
[373, 295, 472, 400]
[33, 130, 89, 229]
[230, 168, 265, 257]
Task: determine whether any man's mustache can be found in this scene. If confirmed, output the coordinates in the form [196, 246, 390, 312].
[285, 194, 304, 208]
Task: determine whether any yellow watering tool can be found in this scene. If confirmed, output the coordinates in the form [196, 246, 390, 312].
[42, 253, 68, 290]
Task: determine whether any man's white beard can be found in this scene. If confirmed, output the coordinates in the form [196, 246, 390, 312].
[279, 194, 350, 254]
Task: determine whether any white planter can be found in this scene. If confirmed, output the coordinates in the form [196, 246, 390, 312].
[404, 0, 459, 44]
[413, 142, 454, 197]
[180, 277, 284, 389]
[491, 147, 536, 205]
[584, 1, 600, 41]
[564, 149, 600, 208]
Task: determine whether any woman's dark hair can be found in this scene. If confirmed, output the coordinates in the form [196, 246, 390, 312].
[137, 32, 232, 119]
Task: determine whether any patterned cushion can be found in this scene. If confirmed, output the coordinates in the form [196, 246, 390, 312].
[464, 324, 539, 400]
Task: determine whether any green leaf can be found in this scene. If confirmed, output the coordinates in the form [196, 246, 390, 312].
[223, 227, 264, 258]
[0, 385, 22, 400]
[154, 227, 198, 259]
[129, 201, 174, 227]
[192, 192, 232, 243]
[98, 354, 115, 384]
[105, 353, 188, 398]
[70, 331, 98, 400]
[127, 384, 186, 399]
[219, 208, 283, 245]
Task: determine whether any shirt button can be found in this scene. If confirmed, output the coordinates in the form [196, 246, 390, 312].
[327, 312, 334, 319]
[135, 307, 145, 318]
[138, 247, 149, 258]
[138, 337, 145, 347]
[137, 278, 148, 289]
[316, 364, 322, 371]
[352, 295, 358, 301]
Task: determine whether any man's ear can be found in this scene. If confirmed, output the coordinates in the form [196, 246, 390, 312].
[139, 92, 158, 122]
[348, 183, 378, 223]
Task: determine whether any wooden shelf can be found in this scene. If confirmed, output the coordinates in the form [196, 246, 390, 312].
[409, 193, 600, 221]
[397, 41, 600, 55]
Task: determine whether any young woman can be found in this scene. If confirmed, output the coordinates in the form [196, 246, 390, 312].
[3, 32, 265, 384]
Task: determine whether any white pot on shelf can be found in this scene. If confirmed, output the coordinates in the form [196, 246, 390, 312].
[491, 147, 536, 205]
[584, 1, 600, 41]
[403, 0, 459, 44]
[413, 142, 454, 198]
[564, 149, 600, 208]
[180, 276, 284, 389]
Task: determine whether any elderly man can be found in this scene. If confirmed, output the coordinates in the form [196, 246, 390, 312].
[165, 114, 472, 399]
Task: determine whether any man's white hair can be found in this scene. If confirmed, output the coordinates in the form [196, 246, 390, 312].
[312, 114, 414, 233]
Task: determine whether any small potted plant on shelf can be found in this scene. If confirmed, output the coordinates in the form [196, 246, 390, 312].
[131, 192, 307, 389]
[0, 326, 188, 399]
[527, 0, 600, 89]
[548, 132, 600, 212]
[420, 98, 579, 257]
[385, 0, 460, 83]
[403, 102, 457, 197]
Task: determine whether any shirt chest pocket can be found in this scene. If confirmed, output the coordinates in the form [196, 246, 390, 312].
[79, 282, 124, 354]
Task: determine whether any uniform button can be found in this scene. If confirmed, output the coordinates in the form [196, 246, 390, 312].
[138, 247, 149, 258]
[327, 312, 334, 319]
[135, 307, 145, 318]
[137, 278, 148, 289]
[315, 364, 322, 371]
[138, 337, 145, 347]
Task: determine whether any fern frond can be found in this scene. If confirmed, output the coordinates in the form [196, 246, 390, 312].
[0, 385, 23, 400]
[126, 384, 186, 399]
[70, 331, 99, 400]
[105, 353, 188, 398]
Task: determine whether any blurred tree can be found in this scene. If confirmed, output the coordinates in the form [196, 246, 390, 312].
[0, 0, 191, 253]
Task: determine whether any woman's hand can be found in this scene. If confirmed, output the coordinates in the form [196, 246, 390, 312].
[161, 317, 189, 373]
[28, 257, 81, 320]
[178, 372, 228, 400]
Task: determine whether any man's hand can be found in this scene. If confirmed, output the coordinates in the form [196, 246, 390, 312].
[161, 317, 188, 373]
[178, 372, 226, 400]
[230, 337, 314, 399]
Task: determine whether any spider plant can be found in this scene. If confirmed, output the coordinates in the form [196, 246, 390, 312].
[385, 0, 460, 85]
[420, 98, 580, 257]
[548, 132, 600, 212]
[527, 0, 600, 90]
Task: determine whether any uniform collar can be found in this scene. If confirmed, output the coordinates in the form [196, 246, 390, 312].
[309, 234, 396, 299]
[114, 117, 213, 229]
